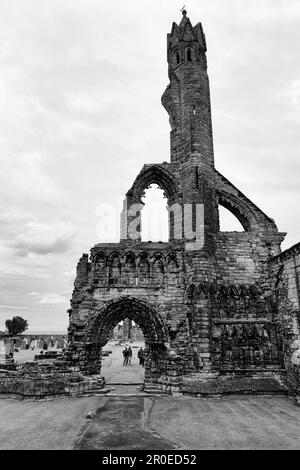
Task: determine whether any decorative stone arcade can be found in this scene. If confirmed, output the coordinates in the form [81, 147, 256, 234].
[65, 11, 294, 393]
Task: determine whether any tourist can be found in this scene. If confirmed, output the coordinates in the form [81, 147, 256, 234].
[127, 346, 132, 365]
[137, 347, 144, 367]
[122, 347, 129, 366]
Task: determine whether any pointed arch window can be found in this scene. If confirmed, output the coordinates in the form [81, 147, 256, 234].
[123, 253, 136, 286]
[152, 257, 164, 286]
[186, 49, 192, 62]
[176, 52, 180, 65]
[138, 255, 150, 286]
[167, 256, 178, 285]
[109, 254, 121, 285]
[94, 254, 107, 285]
[141, 184, 169, 242]
[187, 284, 196, 304]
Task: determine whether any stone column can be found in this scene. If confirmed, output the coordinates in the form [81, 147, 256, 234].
[4, 337, 15, 366]
[123, 319, 132, 341]
[0, 339, 5, 365]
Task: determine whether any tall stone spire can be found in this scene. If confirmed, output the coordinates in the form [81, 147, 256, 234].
[162, 10, 214, 167]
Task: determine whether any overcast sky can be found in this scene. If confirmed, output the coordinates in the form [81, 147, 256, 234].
[0, 0, 299, 332]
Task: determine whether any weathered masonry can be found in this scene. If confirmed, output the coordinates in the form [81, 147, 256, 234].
[65, 11, 300, 395]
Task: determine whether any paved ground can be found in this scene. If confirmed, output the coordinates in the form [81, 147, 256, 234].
[77, 396, 174, 450]
[0, 396, 99, 450]
[147, 395, 300, 450]
[76, 395, 300, 450]
[102, 342, 145, 384]
[13, 347, 63, 363]
[1, 393, 299, 450]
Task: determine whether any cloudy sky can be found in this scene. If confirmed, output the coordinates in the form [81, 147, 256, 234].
[0, 0, 299, 332]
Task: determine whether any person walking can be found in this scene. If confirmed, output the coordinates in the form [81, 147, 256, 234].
[127, 346, 132, 365]
[137, 347, 144, 367]
[123, 347, 129, 366]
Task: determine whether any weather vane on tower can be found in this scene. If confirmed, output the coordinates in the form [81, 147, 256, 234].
[180, 5, 187, 15]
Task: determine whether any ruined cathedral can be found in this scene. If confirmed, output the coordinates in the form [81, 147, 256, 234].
[66, 11, 300, 394]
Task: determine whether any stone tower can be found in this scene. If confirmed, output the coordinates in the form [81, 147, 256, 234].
[65, 11, 293, 394]
[162, 10, 213, 166]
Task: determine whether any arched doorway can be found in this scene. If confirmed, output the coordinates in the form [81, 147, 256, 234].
[82, 296, 168, 385]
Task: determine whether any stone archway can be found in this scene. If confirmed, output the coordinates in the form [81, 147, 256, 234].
[128, 164, 180, 205]
[81, 296, 169, 383]
[121, 164, 181, 242]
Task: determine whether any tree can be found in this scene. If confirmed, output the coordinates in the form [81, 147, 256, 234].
[5, 316, 29, 336]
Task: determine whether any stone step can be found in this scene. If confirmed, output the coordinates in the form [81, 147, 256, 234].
[106, 382, 143, 386]
[180, 376, 288, 396]
[82, 388, 111, 396]
[105, 393, 150, 397]
[143, 388, 166, 395]
[79, 384, 167, 397]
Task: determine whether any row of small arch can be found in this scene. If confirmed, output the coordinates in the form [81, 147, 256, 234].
[93, 251, 182, 269]
[215, 322, 271, 338]
[186, 283, 263, 301]
[172, 44, 201, 65]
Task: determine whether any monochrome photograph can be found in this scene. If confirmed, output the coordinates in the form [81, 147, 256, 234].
[0, 0, 299, 455]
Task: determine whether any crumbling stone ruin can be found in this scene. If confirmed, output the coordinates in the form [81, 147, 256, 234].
[112, 319, 144, 342]
[64, 11, 300, 396]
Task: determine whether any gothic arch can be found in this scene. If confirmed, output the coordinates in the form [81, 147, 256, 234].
[167, 254, 178, 285]
[85, 296, 168, 347]
[108, 251, 121, 263]
[217, 191, 254, 232]
[94, 251, 107, 263]
[151, 252, 166, 266]
[123, 251, 136, 266]
[137, 251, 150, 264]
[126, 164, 180, 205]
[152, 255, 165, 286]
[215, 171, 279, 233]
[186, 47, 192, 61]
[187, 284, 196, 304]
[166, 251, 182, 268]
[123, 252, 136, 285]
[93, 252, 107, 285]
[137, 253, 150, 286]
[108, 252, 121, 285]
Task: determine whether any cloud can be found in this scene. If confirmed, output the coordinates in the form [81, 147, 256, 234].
[38, 293, 68, 305]
[9, 221, 73, 257]
[0, 0, 299, 330]
[290, 80, 300, 105]
[0, 304, 41, 311]
[62, 269, 76, 278]
[0, 211, 74, 258]
[65, 91, 100, 113]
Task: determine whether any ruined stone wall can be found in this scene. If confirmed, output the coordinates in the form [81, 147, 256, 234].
[183, 230, 285, 373]
[66, 243, 194, 379]
[67, 230, 287, 380]
[268, 243, 300, 396]
[66, 174, 287, 380]
[269, 243, 300, 336]
[65, 11, 291, 393]
[0, 362, 91, 398]
[111, 322, 144, 342]
[216, 233, 271, 285]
